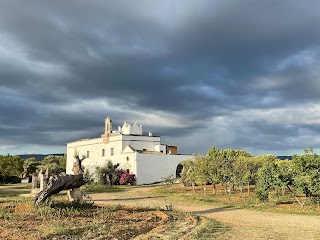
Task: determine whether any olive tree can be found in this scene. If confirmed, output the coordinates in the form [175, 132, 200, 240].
[0, 154, 23, 183]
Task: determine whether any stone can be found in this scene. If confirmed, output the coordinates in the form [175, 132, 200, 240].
[39, 174, 48, 191]
[67, 188, 83, 202]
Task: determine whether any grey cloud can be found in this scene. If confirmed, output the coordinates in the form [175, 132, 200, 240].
[1, 1, 320, 154]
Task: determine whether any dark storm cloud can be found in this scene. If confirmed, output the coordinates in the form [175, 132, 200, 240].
[1, 0, 320, 154]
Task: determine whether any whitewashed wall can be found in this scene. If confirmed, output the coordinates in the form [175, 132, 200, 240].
[135, 153, 192, 184]
[66, 133, 190, 185]
[122, 135, 161, 151]
[121, 122, 142, 135]
[66, 135, 125, 174]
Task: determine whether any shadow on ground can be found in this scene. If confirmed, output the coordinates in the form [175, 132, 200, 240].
[190, 206, 235, 215]
[93, 196, 163, 202]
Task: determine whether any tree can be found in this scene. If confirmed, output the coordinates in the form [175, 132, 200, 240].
[41, 155, 66, 175]
[96, 160, 120, 186]
[233, 156, 249, 198]
[35, 155, 85, 205]
[276, 159, 293, 197]
[22, 157, 40, 178]
[255, 155, 280, 202]
[0, 154, 23, 183]
[241, 156, 263, 196]
[206, 146, 251, 195]
[193, 155, 210, 194]
[206, 147, 224, 194]
[180, 158, 197, 191]
[287, 148, 320, 208]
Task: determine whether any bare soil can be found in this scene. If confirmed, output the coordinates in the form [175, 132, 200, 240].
[89, 185, 320, 240]
[0, 199, 199, 240]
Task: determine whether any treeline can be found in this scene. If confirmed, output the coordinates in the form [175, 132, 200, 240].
[181, 146, 320, 208]
[0, 154, 66, 183]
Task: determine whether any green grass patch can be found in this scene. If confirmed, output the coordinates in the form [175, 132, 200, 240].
[81, 183, 125, 193]
[153, 183, 320, 216]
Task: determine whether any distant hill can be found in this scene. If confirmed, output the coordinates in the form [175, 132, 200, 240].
[277, 156, 292, 160]
[19, 153, 65, 161]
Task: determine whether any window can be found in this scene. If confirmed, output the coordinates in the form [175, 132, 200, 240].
[87, 151, 90, 158]
[111, 148, 114, 156]
[102, 149, 105, 156]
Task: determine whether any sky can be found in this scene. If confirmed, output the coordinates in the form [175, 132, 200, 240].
[1, 0, 320, 156]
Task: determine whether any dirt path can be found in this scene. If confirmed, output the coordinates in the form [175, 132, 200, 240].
[89, 185, 320, 240]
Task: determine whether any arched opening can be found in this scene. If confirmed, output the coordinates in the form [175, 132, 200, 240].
[176, 163, 183, 178]
[125, 157, 130, 173]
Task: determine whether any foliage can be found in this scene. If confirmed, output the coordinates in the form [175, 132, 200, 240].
[22, 157, 40, 178]
[180, 158, 197, 189]
[162, 173, 175, 185]
[255, 155, 280, 202]
[0, 154, 23, 182]
[179, 146, 320, 208]
[83, 168, 95, 184]
[181, 147, 252, 194]
[40, 155, 66, 175]
[95, 160, 121, 186]
[119, 173, 136, 185]
[288, 148, 320, 207]
[254, 148, 320, 207]
[113, 168, 127, 185]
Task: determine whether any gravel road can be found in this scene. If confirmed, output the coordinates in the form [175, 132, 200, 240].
[89, 185, 320, 240]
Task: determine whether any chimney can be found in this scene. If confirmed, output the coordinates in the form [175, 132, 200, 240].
[148, 131, 153, 136]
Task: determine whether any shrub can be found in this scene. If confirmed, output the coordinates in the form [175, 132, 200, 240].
[119, 174, 136, 185]
[113, 169, 126, 185]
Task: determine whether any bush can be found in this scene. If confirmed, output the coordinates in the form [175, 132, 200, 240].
[119, 174, 136, 185]
[113, 169, 126, 185]
[0, 176, 22, 184]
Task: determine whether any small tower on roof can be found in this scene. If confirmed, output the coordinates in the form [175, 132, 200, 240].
[101, 116, 113, 139]
[105, 116, 112, 134]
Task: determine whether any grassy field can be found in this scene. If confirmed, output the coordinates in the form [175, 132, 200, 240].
[0, 183, 222, 240]
[153, 183, 320, 216]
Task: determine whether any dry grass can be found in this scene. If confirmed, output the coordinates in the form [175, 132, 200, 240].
[0, 184, 208, 240]
[154, 183, 320, 216]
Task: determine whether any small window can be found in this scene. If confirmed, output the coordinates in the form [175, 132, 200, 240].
[143, 148, 146, 151]
[87, 151, 90, 158]
[102, 149, 105, 156]
[160, 150, 163, 153]
[126, 169, 130, 174]
[111, 148, 114, 156]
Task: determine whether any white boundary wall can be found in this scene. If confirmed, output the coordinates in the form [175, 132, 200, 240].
[135, 153, 192, 184]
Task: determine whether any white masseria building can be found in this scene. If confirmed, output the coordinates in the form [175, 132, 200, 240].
[66, 117, 191, 184]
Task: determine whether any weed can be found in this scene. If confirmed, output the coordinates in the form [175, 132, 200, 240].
[81, 183, 125, 193]
[186, 219, 229, 240]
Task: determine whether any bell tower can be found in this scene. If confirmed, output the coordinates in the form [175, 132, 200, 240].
[101, 116, 112, 140]
[105, 116, 112, 134]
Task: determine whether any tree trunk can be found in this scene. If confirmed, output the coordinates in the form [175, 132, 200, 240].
[212, 184, 216, 195]
[231, 181, 235, 191]
[247, 182, 250, 196]
[286, 185, 310, 208]
[239, 184, 243, 198]
[35, 174, 85, 205]
[192, 182, 195, 192]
